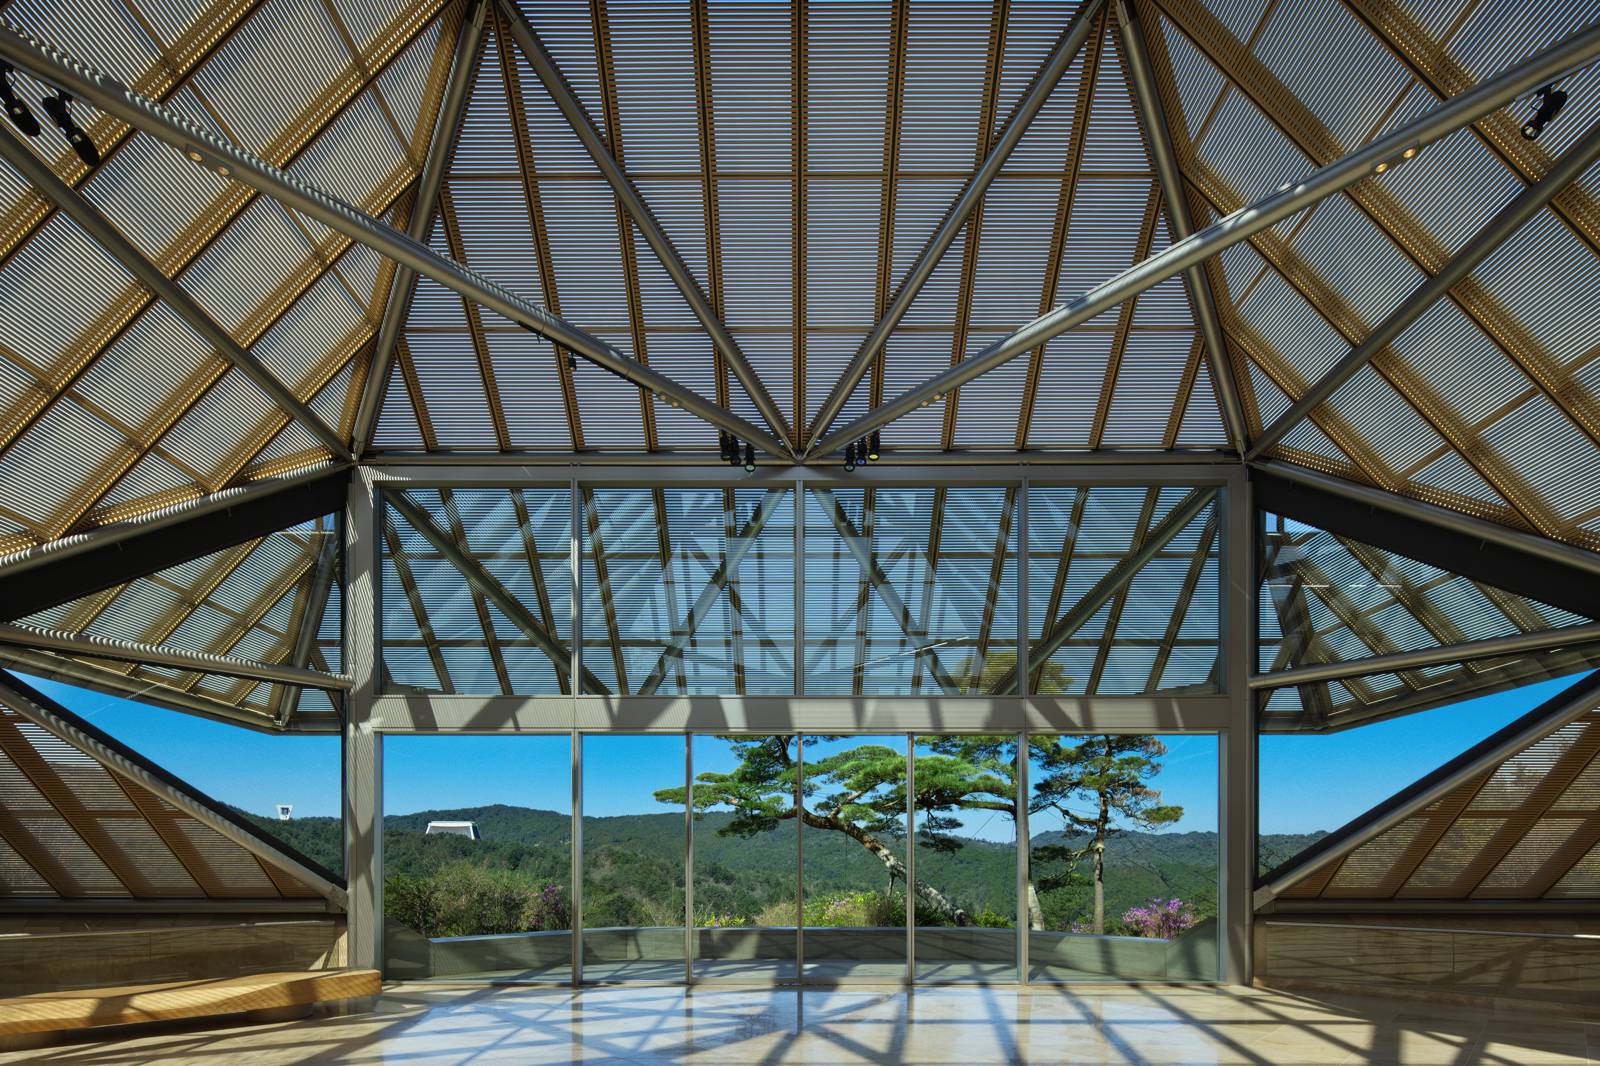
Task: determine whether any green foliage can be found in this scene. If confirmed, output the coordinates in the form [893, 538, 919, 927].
[266, 801, 1318, 942]
[234, 809, 343, 875]
[385, 862, 568, 938]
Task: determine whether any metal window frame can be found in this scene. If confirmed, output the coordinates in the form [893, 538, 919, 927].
[340, 462, 1250, 986]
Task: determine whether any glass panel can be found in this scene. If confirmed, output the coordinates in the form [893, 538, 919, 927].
[7, 675, 343, 874]
[800, 735, 907, 981]
[689, 735, 798, 981]
[382, 736, 572, 983]
[803, 487, 1018, 695]
[1257, 676, 1581, 877]
[380, 488, 574, 695]
[582, 734, 686, 981]
[1259, 510, 1600, 733]
[1026, 734, 1218, 982]
[581, 487, 796, 695]
[1026, 487, 1219, 695]
[913, 735, 1018, 982]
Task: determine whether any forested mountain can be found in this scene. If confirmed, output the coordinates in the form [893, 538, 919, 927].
[241, 804, 1327, 933]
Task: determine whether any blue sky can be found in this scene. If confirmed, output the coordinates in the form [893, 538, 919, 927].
[21, 670, 1578, 835]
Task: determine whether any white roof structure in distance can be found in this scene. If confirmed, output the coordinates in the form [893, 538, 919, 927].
[425, 820, 481, 840]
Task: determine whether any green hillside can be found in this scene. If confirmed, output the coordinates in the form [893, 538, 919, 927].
[243, 805, 1327, 937]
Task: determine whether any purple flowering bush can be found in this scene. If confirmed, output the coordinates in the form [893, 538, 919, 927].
[1120, 897, 1197, 940]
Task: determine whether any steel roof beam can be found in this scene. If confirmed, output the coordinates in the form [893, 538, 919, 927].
[0, 671, 348, 906]
[993, 486, 1215, 694]
[0, 23, 790, 461]
[804, 0, 1107, 451]
[353, 0, 489, 457]
[495, 0, 793, 452]
[0, 123, 352, 462]
[1251, 621, 1600, 691]
[1249, 118, 1600, 460]
[806, 21, 1600, 458]
[0, 622, 352, 690]
[384, 489, 610, 694]
[1113, 0, 1247, 454]
[0, 646, 292, 730]
[1254, 669, 1600, 907]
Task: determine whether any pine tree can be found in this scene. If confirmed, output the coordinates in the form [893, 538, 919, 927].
[1032, 735, 1183, 934]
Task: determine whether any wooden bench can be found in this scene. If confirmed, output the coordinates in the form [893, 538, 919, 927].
[0, 968, 380, 1049]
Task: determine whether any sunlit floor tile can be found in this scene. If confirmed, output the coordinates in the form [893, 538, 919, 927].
[4, 983, 1596, 1065]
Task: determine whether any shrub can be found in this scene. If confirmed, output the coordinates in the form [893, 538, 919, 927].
[1121, 897, 1197, 940]
[385, 863, 569, 938]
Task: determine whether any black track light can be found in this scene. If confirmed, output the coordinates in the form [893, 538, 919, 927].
[718, 432, 733, 463]
[727, 441, 742, 467]
[0, 64, 40, 138]
[742, 441, 756, 473]
[843, 441, 857, 472]
[866, 431, 880, 462]
[1522, 83, 1567, 140]
[41, 92, 99, 167]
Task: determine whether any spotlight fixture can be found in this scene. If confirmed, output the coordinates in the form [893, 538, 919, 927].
[1522, 84, 1567, 140]
[1372, 145, 1419, 176]
[742, 441, 756, 473]
[718, 432, 732, 462]
[726, 435, 742, 467]
[843, 441, 857, 472]
[866, 432, 881, 462]
[40, 92, 99, 168]
[0, 64, 40, 137]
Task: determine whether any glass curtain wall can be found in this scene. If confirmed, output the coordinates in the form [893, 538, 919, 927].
[799, 734, 909, 981]
[803, 487, 1019, 694]
[381, 735, 573, 983]
[581, 734, 686, 981]
[913, 735, 1019, 982]
[580, 487, 796, 695]
[1025, 734, 1219, 982]
[689, 734, 799, 980]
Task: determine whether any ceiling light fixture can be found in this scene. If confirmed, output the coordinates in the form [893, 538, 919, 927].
[742, 441, 756, 473]
[843, 441, 857, 472]
[718, 432, 733, 463]
[1522, 84, 1567, 140]
[866, 432, 881, 462]
[40, 92, 98, 168]
[0, 64, 40, 137]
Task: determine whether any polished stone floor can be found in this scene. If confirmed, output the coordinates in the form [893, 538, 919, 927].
[4, 981, 1596, 1064]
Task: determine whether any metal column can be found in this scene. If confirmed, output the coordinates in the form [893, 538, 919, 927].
[342, 468, 383, 971]
[1219, 468, 1254, 983]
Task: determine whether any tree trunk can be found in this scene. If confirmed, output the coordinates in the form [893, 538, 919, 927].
[1026, 879, 1045, 931]
[1092, 785, 1110, 934]
[798, 808, 972, 926]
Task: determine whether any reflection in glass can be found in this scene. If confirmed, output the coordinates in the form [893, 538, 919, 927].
[1025, 734, 1218, 982]
[803, 487, 1018, 695]
[583, 734, 685, 981]
[913, 736, 1018, 982]
[800, 735, 908, 981]
[1025, 487, 1219, 695]
[581, 487, 795, 695]
[382, 736, 572, 983]
[380, 488, 574, 695]
[686, 735, 798, 980]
